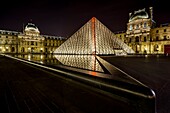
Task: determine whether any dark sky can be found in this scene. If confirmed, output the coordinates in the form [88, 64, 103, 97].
[0, 0, 169, 37]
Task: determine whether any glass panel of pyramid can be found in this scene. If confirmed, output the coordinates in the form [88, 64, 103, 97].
[54, 17, 135, 55]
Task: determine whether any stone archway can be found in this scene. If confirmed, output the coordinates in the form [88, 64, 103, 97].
[154, 44, 159, 51]
[154, 44, 159, 54]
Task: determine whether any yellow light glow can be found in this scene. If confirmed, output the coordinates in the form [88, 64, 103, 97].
[40, 55, 43, 59]
[28, 55, 31, 60]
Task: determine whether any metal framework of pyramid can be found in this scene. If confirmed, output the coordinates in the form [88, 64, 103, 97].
[54, 17, 135, 55]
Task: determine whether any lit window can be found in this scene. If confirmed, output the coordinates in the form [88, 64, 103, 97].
[129, 25, 133, 30]
[136, 25, 139, 29]
[144, 23, 147, 28]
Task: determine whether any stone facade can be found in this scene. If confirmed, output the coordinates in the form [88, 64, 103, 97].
[115, 7, 170, 54]
[0, 23, 66, 54]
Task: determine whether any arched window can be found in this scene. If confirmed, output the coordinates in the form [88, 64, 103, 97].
[135, 36, 139, 42]
[154, 45, 159, 51]
[11, 47, 15, 52]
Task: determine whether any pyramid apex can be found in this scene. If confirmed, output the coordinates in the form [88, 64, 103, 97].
[92, 17, 96, 19]
[91, 17, 97, 21]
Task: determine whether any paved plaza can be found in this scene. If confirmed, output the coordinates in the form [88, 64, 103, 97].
[0, 55, 138, 113]
[101, 55, 170, 113]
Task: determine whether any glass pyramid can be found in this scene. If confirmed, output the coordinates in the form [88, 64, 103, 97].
[54, 17, 135, 55]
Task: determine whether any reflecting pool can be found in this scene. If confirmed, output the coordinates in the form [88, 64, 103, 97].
[13, 54, 104, 73]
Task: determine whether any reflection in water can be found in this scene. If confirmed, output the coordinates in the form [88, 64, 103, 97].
[13, 54, 104, 73]
[54, 55, 104, 72]
[14, 54, 61, 65]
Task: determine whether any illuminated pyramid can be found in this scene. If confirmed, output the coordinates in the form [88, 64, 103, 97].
[54, 17, 135, 55]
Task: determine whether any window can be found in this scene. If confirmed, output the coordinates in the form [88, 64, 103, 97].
[129, 25, 133, 30]
[144, 37, 146, 42]
[150, 37, 152, 41]
[164, 36, 167, 40]
[164, 29, 167, 32]
[156, 36, 159, 41]
[154, 45, 159, 51]
[156, 30, 159, 33]
[31, 41, 34, 45]
[135, 36, 139, 42]
[144, 23, 147, 28]
[136, 25, 139, 29]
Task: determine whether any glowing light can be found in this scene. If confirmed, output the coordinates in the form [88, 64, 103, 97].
[40, 61, 43, 64]
[91, 17, 96, 54]
[54, 17, 135, 55]
[54, 55, 104, 72]
[40, 55, 43, 59]
[145, 55, 148, 57]
[28, 55, 31, 61]
[89, 71, 97, 76]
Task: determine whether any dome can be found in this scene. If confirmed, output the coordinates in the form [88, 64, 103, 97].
[129, 9, 149, 22]
[25, 23, 40, 33]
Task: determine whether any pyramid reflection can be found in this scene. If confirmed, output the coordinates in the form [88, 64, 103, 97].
[54, 55, 104, 72]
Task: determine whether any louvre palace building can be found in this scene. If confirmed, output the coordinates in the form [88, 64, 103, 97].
[1, 7, 170, 55]
[115, 7, 170, 54]
[0, 23, 66, 54]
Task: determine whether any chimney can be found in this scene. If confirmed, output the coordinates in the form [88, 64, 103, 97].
[149, 7, 153, 20]
[129, 12, 132, 18]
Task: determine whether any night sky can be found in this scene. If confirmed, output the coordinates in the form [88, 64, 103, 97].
[0, 0, 169, 37]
